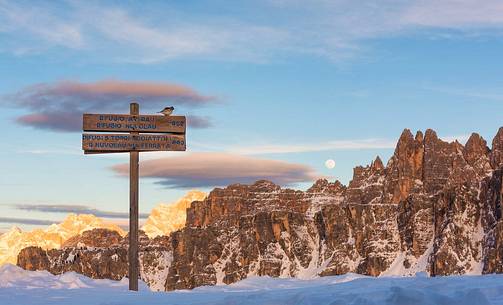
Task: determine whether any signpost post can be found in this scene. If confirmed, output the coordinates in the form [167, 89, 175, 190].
[82, 102, 186, 291]
[129, 103, 139, 292]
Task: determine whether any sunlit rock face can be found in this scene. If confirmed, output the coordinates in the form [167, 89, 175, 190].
[166, 128, 503, 290]
[142, 190, 207, 238]
[16, 128, 503, 292]
[17, 229, 172, 291]
[0, 214, 124, 266]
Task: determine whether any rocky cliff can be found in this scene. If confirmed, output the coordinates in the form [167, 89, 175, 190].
[17, 229, 172, 291]
[18, 128, 503, 291]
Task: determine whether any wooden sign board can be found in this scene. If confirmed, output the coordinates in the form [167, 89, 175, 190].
[82, 133, 186, 152]
[83, 114, 186, 134]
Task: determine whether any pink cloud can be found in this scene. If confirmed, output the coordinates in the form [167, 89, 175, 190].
[110, 152, 321, 188]
[7, 79, 216, 131]
[16, 112, 81, 132]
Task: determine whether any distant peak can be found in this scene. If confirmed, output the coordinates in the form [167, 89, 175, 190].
[424, 129, 438, 140]
[7, 226, 22, 234]
[142, 190, 207, 238]
[415, 131, 424, 142]
[251, 180, 281, 192]
[466, 133, 487, 148]
[492, 127, 503, 148]
[253, 180, 278, 187]
[394, 128, 418, 156]
[399, 128, 413, 140]
[308, 179, 346, 195]
[184, 190, 207, 198]
[490, 127, 503, 168]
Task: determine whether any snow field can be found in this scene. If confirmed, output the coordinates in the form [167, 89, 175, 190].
[1, 264, 502, 305]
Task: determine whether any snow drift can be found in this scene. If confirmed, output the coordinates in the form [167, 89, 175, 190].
[1, 264, 503, 305]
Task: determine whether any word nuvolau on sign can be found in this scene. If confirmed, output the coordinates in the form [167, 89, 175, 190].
[82, 133, 186, 151]
[83, 114, 186, 133]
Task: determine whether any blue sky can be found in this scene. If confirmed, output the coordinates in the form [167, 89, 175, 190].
[1, 0, 503, 231]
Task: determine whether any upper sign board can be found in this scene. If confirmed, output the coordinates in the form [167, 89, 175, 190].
[83, 114, 186, 134]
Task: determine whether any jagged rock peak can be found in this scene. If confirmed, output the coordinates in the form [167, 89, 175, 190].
[424, 128, 438, 141]
[464, 133, 490, 166]
[415, 130, 424, 142]
[217, 180, 281, 193]
[371, 156, 384, 172]
[393, 128, 423, 160]
[396, 129, 414, 150]
[307, 179, 346, 195]
[493, 127, 503, 147]
[490, 127, 503, 169]
[251, 179, 281, 191]
[385, 129, 425, 203]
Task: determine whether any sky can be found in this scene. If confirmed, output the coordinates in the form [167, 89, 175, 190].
[1, 0, 503, 232]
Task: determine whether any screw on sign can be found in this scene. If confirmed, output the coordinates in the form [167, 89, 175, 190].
[82, 102, 186, 291]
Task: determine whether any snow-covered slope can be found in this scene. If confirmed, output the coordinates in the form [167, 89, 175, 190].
[142, 190, 206, 238]
[0, 214, 124, 266]
[0, 264, 140, 290]
[1, 264, 502, 305]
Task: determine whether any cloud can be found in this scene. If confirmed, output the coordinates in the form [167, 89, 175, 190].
[224, 134, 470, 155]
[193, 133, 470, 156]
[81, 6, 288, 63]
[6, 79, 216, 132]
[84, 133, 469, 160]
[2, 1, 503, 63]
[13, 204, 149, 219]
[227, 138, 397, 155]
[401, 0, 503, 28]
[422, 85, 503, 102]
[440, 134, 470, 144]
[16, 111, 81, 132]
[10, 79, 213, 110]
[0, 217, 55, 226]
[187, 115, 213, 129]
[0, 1, 84, 50]
[110, 152, 321, 188]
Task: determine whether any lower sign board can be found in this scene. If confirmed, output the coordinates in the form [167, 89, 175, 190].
[82, 133, 186, 152]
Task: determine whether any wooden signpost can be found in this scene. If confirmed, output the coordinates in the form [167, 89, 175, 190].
[82, 103, 186, 291]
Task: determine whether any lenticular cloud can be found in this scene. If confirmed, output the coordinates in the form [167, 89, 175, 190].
[110, 152, 321, 188]
[6, 79, 216, 132]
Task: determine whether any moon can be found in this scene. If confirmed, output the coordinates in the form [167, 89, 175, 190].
[325, 159, 336, 169]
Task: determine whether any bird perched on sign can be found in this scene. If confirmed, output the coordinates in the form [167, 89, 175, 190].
[158, 106, 174, 116]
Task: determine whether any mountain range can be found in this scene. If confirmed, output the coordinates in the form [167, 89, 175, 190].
[14, 128, 503, 291]
[0, 191, 206, 267]
[0, 214, 124, 266]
